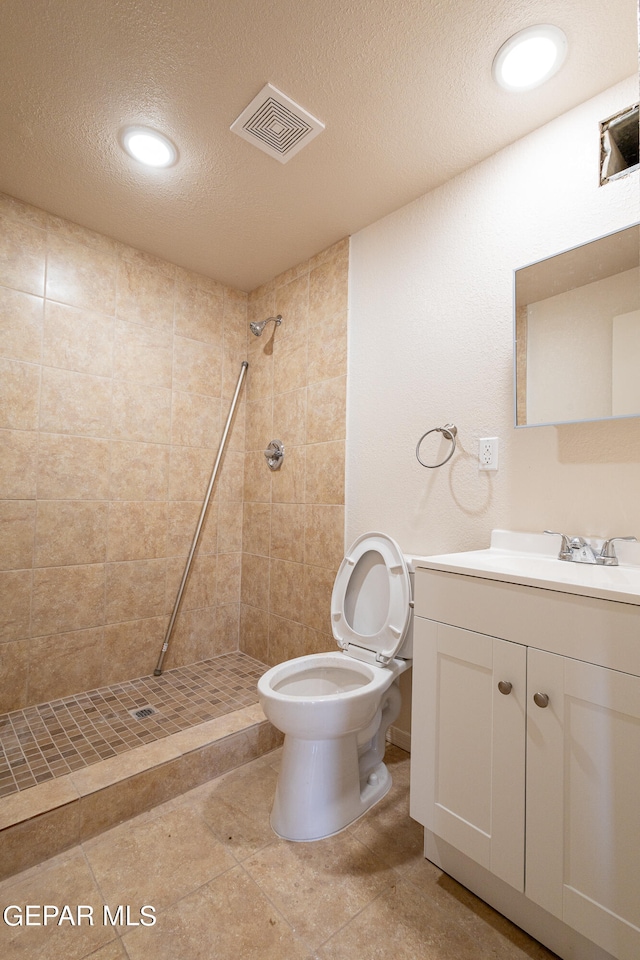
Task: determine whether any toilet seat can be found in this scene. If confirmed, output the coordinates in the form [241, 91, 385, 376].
[331, 532, 411, 665]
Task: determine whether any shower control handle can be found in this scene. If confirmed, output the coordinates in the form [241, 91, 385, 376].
[264, 439, 285, 470]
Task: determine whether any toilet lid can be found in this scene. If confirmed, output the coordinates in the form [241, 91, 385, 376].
[331, 532, 411, 664]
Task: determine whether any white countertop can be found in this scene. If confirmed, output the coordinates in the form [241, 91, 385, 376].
[409, 530, 640, 607]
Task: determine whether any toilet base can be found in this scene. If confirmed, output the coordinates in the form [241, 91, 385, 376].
[270, 733, 392, 842]
[269, 681, 401, 842]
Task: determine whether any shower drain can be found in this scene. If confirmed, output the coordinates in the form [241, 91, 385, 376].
[129, 706, 159, 720]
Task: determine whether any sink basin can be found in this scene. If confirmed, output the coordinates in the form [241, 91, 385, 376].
[411, 530, 640, 606]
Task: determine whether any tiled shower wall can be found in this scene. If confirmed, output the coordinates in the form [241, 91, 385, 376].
[0, 193, 248, 712]
[240, 241, 348, 666]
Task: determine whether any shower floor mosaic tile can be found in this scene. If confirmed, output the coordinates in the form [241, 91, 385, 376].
[0, 653, 266, 799]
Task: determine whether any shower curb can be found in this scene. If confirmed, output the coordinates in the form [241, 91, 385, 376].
[0, 703, 282, 881]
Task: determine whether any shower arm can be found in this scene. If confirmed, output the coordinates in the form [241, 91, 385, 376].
[250, 314, 282, 337]
[153, 360, 249, 676]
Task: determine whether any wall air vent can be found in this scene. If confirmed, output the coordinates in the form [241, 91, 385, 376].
[600, 103, 639, 184]
[230, 83, 325, 163]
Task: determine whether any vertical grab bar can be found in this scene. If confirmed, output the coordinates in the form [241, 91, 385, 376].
[153, 360, 249, 676]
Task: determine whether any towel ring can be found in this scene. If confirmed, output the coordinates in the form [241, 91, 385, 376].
[416, 423, 458, 469]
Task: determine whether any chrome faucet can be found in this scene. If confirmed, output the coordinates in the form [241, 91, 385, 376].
[544, 531, 637, 566]
[597, 536, 638, 566]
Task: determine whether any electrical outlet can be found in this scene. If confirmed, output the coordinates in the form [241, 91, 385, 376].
[479, 437, 499, 471]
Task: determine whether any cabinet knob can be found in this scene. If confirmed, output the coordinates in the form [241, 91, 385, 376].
[533, 692, 550, 708]
[498, 680, 512, 695]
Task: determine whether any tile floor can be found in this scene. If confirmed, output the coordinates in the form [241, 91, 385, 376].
[0, 745, 559, 960]
[0, 654, 266, 797]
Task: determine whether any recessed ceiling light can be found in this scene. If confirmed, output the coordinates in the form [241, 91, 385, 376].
[120, 126, 178, 167]
[492, 25, 567, 92]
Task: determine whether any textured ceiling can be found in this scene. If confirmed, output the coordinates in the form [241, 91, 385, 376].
[0, 0, 637, 291]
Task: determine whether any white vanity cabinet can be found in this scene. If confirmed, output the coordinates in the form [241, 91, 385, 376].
[526, 648, 640, 957]
[410, 561, 640, 960]
[411, 618, 527, 891]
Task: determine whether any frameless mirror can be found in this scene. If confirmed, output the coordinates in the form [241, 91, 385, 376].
[515, 223, 640, 427]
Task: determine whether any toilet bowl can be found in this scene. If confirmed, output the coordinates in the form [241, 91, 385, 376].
[258, 532, 413, 841]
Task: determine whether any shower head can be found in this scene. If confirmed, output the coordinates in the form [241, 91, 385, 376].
[250, 314, 282, 337]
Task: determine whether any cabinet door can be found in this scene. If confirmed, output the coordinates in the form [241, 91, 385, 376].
[410, 618, 526, 890]
[526, 648, 640, 960]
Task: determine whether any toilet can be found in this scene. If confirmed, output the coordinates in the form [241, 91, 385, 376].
[258, 531, 414, 841]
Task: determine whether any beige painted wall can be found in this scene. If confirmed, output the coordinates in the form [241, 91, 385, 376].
[347, 77, 640, 738]
[348, 77, 640, 553]
[0, 193, 248, 711]
[239, 241, 348, 666]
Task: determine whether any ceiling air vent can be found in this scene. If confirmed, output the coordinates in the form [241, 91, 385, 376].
[230, 83, 324, 163]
